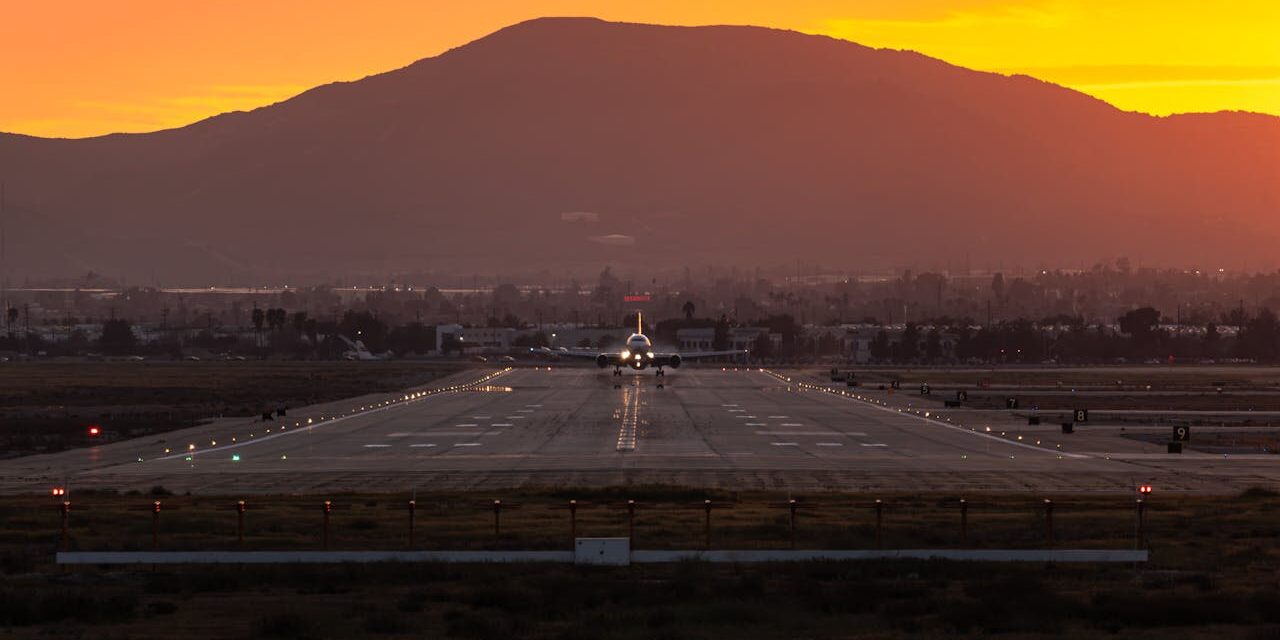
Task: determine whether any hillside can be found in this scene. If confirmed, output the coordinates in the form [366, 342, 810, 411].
[1, 17, 1277, 283]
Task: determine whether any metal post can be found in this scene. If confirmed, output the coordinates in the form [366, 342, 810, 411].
[960, 499, 968, 544]
[152, 501, 161, 550]
[322, 500, 331, 550]
[1043, 499, 1054, 546]
[1135, 499, 1145, 548]
[60, 501, 71, 551]
[408, 500, 416, 548]
[237, 500, 246, 547]
[788, 499, 798, 549]
[627, 499, 636, 542]
[703, 500, 712, 550]
[874, 500, 883, 549]
[493, 500, 502, 540]
[569, 500, 577, 545]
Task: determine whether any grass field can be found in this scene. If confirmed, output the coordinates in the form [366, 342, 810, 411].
[4, 486, 1280, 638]
[0, 361, 467, 456]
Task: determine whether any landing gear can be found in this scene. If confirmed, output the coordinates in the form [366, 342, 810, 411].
[613, 368, 622, 377]
[655, 368, 665, 377]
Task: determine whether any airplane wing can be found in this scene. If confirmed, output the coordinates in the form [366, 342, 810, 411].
[652, 350, 749, 367]
[530, 347, 622, 366]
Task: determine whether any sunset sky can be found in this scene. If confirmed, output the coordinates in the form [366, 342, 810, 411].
[4, 1, 1278, 138]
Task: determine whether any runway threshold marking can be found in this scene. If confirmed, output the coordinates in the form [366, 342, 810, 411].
[760, 371, 1088, 459]
[755, 431, 842, 436]
[153, 369, 516, 461]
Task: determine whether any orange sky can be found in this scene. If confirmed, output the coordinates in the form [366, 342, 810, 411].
[3, 1, 1278, 138]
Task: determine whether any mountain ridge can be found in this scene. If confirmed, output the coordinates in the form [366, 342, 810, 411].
[1, 17, 1277, 283]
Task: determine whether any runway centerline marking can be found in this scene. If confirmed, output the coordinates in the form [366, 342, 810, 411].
[409, 444, 436, 448]
[817, 442, 843, 447]
[771, 442, 799, 447]
[453, 443, 481, 447]
[780, 423, 804, 427]
[362, 444, 391, 448]
[616, 385, 640, 452]
[861, 443, 888, 447]
[491, 423, 513, 427]
[455, 423, 478, 427]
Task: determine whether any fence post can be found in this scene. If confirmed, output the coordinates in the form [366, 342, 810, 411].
[960, 498, 968, 544]
[703, 500, 712, 550]
[408, 500, 416, 548]
[1135, 499, 1145, 548]
[237, 500, 246, 547]
[152, 501, 161, 550]
[1043, 499, 1054, 547]
[60, 501, 71, 551]
[788, 499, 798, 549]
[627, 499, 636, 542]
[493, 500, 502, 540]
[874, 500, 883, 549]
[322, 500, 331, 550]
[569, 500, 578, 545]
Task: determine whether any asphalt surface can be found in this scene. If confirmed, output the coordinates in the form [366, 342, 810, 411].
[5, 366, 1280, 495]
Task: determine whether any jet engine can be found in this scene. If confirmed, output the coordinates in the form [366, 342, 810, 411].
[668, 354, 682, 368]
[596, 354, 610, 368]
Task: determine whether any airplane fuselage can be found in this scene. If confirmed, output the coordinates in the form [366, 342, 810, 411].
[620, 333, 654, 369]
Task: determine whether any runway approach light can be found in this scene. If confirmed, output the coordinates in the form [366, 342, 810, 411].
[1138, 484, 1153, 495]
[51, 487, 66, 497]
[87, 425, 101, 437]
[232, 454, 241, 462]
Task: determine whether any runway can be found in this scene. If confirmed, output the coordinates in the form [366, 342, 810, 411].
[5, 367, 1279, 495]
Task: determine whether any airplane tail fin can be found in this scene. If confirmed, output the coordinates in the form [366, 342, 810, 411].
[637, 311, 643, 335]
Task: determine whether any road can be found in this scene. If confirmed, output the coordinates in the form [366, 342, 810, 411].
[3, 366, 1278, 495]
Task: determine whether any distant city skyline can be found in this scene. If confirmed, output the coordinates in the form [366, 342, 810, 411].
[3, 1, 1278, 138]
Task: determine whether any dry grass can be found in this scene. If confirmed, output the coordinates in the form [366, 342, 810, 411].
[4, 486, 1280, 638]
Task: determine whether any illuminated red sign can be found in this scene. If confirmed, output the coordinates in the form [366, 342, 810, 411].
[623, 295, 651, 302]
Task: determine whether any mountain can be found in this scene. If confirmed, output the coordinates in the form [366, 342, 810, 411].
[1, 17, 1278, 283]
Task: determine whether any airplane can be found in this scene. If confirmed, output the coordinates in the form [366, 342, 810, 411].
[554, 312, 747, 378]
[339, 336, 388, 361]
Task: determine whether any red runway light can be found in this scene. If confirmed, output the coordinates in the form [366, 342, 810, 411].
[87, 425, 101, 436]
[51, 487, 65, 496]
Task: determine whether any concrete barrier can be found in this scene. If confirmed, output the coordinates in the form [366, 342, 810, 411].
[58, 546, 1146, 565]
[57, 550, 572, 564]
[630, 549, 1148, 563]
